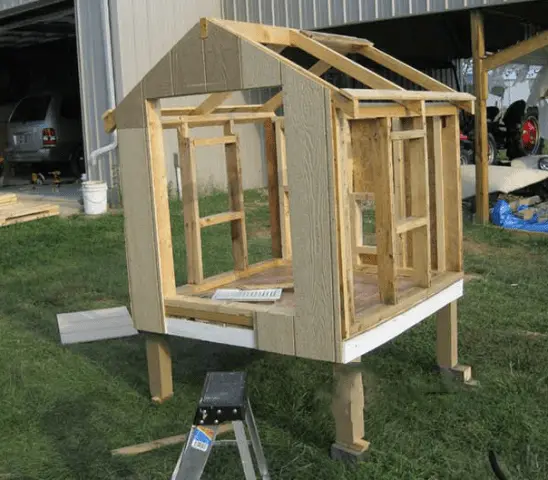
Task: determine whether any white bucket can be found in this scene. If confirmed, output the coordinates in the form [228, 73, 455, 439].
[81, 181, 108, 215]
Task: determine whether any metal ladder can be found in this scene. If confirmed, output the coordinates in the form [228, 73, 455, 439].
[171, 372, 271, 480]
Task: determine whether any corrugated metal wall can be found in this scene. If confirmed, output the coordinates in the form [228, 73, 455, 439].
[74, 0, 117, 199]
[222, 0, 531, 29]
[107, 0, 267, 194]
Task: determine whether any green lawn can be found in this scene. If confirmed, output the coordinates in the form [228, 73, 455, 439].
[1, 190, 548, 479]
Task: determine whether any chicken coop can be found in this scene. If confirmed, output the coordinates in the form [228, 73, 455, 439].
[105, 17, 475, 454]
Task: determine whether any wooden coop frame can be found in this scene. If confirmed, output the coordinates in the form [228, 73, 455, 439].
[106, 18, 476, 454]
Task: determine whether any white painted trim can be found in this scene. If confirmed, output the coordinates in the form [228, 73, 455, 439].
[341, 280, 463, 363]
[165, 317, 257, 349]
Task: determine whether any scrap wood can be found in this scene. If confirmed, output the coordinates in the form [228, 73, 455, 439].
[0, 202, 59, 227]
[0, 193, 17, 206]
[111, 423, 233, 456]
[508, 195, 542, 211]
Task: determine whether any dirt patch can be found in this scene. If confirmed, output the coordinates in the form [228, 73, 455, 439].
[463, 237, 492, 255]
[464, 273, 483, 283]
[249, 228, 271, 239]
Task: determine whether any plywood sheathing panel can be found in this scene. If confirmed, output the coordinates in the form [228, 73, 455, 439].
[143, 53, 173, 99]
[118, 128, 164, 333]
[255, 307, 295, 355]
[171, 24, 207, 96]
[240, 38, 282, 89]
[282, 64, 340, 362]
[203, 22, 243, 92]
[116, 84, 145, 130]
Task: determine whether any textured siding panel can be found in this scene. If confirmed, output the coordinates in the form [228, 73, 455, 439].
[222, 0, 533, 29]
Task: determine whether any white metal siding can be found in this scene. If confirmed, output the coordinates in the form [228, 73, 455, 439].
[222, 0, 532, 29]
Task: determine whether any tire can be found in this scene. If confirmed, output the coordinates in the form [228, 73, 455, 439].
[507, 112, 543, 159]
[488, 133, 498, 165]
[69, 145, 85, 177]
[460, 149, 473, 165]
[1, 160, 15, 186]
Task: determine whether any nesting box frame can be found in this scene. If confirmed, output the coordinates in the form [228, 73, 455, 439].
[106, 18, 474, 365]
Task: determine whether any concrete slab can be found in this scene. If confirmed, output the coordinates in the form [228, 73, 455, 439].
[461, 165, 548, 199]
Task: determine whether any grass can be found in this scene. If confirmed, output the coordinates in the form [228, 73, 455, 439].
[1, 189, 548, 479]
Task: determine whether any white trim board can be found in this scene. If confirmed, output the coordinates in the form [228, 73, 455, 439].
[341, 280, 463, 363]
[165, 317, 256, 349]
[165, 280, 463, 363]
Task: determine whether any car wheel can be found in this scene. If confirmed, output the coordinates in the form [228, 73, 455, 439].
[507, 113, 543, 159]
[69, 145, 85, 177]
[488, 133, 498, 165]
[460, 149, 473, 165]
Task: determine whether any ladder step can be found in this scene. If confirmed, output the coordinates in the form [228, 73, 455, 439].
[356, 245, 377, 255]
[396, 216, 428, 234]
[199, 211, 243, 228]
[390, 129, 426, 141]
[192, 135, 237, 147]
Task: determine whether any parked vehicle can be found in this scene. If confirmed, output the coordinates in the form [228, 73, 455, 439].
[5, 92, 84, 176]
[462, 99, 545, 164]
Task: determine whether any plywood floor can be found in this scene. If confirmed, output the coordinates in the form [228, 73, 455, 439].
[194, 264, 428, 314]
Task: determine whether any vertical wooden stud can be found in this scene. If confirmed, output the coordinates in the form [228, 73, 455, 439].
[352, 197, 363, 266]
[224, 120, 248, 271]
[178, 123, 203, 284]
[333, 109, 356, 339]
[442, 115, 464, 272]
[372, 118, 397, 304]
[146, 335, 173, 403]
[331, 363, 369, 458]
[471, 10, 489, 224]
[146, 101, 176, 298]
[264, 118, 283, 258]
[392, 117, 407, 269]
[431, 117, 446, 272]
[275, 119, 292, 260]
[407, 112, 431, 288]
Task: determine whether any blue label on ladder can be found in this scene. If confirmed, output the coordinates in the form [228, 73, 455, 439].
[191, 427, 214, 452]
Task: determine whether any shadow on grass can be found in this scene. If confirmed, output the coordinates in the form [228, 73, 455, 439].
[39, 396, 136, 479]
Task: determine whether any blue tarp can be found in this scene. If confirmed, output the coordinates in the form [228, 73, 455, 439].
[491, 199, 548, 233]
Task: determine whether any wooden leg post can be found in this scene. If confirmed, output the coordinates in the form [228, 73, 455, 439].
[436, 301, 476, 385]
[331, 363, 370, 462]
[146, 335, 173, 403]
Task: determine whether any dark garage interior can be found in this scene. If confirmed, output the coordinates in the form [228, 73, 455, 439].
[0, 0, 84, 183]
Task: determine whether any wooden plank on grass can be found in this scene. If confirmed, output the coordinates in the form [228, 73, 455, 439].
[112, 423, 233, 456]
[0, 193, 17, 206]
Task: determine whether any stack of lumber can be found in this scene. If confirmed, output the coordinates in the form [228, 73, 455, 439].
[509, 195, 548, 222]
[0, 193, 59, 227]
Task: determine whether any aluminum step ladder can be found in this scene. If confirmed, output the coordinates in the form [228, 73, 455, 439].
[171, 372, 270, 480]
